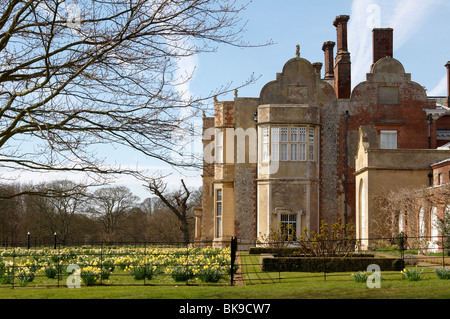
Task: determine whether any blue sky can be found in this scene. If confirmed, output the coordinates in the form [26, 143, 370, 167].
[112, 0, 450, 199]
[190, 0, 450, 104]
[12, 0, 450, 200]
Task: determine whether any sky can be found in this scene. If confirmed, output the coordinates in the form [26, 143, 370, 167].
[143, 0, 450, 197]
[9, 0, 450, 201]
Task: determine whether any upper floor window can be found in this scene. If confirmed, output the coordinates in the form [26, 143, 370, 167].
[216, 130, 223, 163]
[262, 127, 269, 162]
[380, 130, 397, 149]
[268, 126, 315, 162]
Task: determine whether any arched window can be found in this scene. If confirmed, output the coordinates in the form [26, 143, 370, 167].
[419, 207, 426, 238]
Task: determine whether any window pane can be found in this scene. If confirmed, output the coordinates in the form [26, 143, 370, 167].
[380, 131, 397, 149]
[299, 144, 306, 161]
[216, 202, 222, 216]
[280, 144, 288, 161]
[216, 217, 222, 237]
[262, 127, 269, 143]
[216, 189, 222, 201]
[271, 143, 279, 161]
[280, 127, 288, 142]
[309, 127, 314, 143]
[299, 127, 306, 142]
[280, 214, 297, 240]
[290, 127, 298, 142]
[262, 143, 269, 162]
[262, 127, 269, 162]
[309, 144, 314, 161]
[216, 130, 223, 163]
[290, 144, 297, 161]
[271, 127, 279, 142]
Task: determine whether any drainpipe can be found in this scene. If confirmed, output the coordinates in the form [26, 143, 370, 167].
[427, 114, 432, 149]
[343, 110, 350, 236]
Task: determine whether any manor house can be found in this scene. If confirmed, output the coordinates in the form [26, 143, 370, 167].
[194, 15, 450, 248]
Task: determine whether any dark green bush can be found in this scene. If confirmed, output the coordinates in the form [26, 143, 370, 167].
[261, 257, 404, 273]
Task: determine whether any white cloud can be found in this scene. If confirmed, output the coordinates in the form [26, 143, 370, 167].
[428, 75, 447, 96]
[348, 0, 439, 86]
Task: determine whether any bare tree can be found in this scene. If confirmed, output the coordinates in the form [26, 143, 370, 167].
[0, 183, 24, 241]
[0, 0, 262, 191]
[86, 185, 139, 241]
[372, 184, 450, 249]
[23, 180, 86, 243]
[146, 178, 196, 244]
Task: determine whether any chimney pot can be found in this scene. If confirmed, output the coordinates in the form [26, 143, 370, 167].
[322, 41, 335, 79]
[312, 62, 323, 75]
[373, 28, 393, 64]
[333, 15, 350, 52]
[333, 15, 351, 99]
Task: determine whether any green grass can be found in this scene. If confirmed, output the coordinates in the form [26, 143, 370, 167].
[1, 251, 450, 299]
[1, 261, 450, 299]
[1, 273, 450, 299]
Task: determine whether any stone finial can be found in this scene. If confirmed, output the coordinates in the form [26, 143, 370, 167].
[234, 89, 238, 98]
[213, 95, 218, 103]
[296, 44, 300, 58]
[202, 110, 206, 118]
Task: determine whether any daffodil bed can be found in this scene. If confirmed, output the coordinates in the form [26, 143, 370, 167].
[0, 246, 235, 287]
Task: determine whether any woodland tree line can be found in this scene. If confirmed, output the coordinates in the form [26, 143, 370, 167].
[0, 180, 201, 246]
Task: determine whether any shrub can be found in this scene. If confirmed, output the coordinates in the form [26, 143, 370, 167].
[197, 265, 223, 283]
[80, 266, 102, 286]
[401, 267, 424, 281]
[351, 271, 368, 283]
[434, 268, 450, 279]
[0, 266, 14, 285]
[17, 267, 35, 286]
[167, 265, 194, 282]
[127, 265, 158, 280]
[43, 266, 58, 279]
[261, 257, 404, 273]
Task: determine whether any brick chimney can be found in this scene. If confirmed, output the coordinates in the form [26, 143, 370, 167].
[333, 15, 350, 52]
[373, 28, 393, 64]
[333, 15, 351, 99]
[322, 41, 335, 79]
[446, 61, 450, 107]
[312, 62, 323, 76]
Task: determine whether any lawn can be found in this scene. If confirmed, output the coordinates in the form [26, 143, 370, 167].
[1, 248, 450, 300]
[1, 264, 450, 299]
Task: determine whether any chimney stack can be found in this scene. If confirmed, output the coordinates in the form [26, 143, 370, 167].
[322, 41, 335, 79]
[312, 62, 323, 75]
[446, 61, 450, 107]
[333, 15, 350, 53]
[373, 28, 393, 64]
[333, 15, 351, 99]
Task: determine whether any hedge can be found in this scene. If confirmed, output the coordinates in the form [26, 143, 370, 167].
[261, 257, 404, 273]
[249, 247, 374, 258]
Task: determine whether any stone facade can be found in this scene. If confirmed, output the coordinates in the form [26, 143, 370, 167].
[194, 14, 450, 247]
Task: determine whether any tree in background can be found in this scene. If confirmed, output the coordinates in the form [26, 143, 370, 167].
[24, 180, 87, 244]
[146, 179, 199, 244]
[86, 185, 139, 241]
